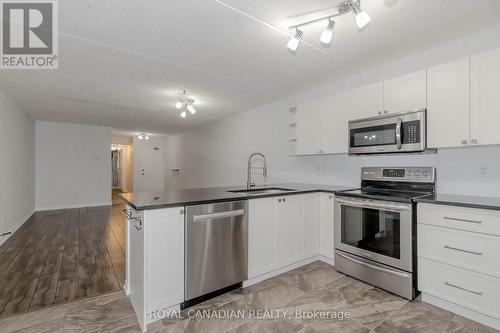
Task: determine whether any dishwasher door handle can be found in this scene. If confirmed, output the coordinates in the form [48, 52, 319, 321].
[193, 209, 245, 221]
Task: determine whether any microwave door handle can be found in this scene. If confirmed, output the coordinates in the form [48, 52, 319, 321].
[396, 118, 402, 149]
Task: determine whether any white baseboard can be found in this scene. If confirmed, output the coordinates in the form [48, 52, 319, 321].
[243, 255, 334, 288]
[35, 201, 113, 211]
[422, 293, 500, 330]
[0, 210, 35, 248]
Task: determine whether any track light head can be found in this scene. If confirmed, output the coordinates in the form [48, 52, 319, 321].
[320, 19, 335, 46]
[180, 111, 187, 118]
[353, 1, 371, 29]
[287, 29, 303, 53]
[175, 101, 183, 109]
[187, 104, 196, 114]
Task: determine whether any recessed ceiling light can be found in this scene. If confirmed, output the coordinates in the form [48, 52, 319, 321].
[287, 29, 303, 53]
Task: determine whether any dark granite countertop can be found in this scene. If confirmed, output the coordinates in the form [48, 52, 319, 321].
[414, 193, 500, 211]
[120, 183, 355, 211]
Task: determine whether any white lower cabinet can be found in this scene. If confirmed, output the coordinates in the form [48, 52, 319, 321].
[249, 193, 326, 279]
[418, 203, 500, 330]
[126, 206, 184, 331]
[319, 193, 335, 260]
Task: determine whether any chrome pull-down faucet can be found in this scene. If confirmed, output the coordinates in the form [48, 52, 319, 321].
[247, 153, 267, 189]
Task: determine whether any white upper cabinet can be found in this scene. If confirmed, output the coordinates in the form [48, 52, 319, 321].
[297, 100, 323, 155]
[322, 92, 350, 154]
[383, 70, 427, 114]
[471, 48, 500, 146]
[296, 92, 349, 155]
[427, 58, 470, 148]
[350, 82, 384, 120]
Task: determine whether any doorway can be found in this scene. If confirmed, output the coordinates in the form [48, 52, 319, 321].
[111, 144, 133, 205]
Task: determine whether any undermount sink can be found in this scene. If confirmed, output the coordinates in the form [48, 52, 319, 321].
[228, 187, 296, 195]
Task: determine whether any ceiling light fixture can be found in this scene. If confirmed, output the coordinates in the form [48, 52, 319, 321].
[320, 19, 336, 46]
[137, 133, 150, 140]
[287, 29, 303, 53]
[287, 0, 370, 54]
[176, 90, 198, 118]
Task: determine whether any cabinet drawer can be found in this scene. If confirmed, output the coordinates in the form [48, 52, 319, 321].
[419, 258, 500, 319]
[418, 203, 500, 236]
[418, 224, 500, 277]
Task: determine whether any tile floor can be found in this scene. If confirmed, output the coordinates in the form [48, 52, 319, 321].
[0, 261, 497, 333]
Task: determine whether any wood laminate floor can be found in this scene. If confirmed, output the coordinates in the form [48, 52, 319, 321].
[0, 205, 125, 318]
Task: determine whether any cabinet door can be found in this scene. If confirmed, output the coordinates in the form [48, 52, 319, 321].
[350, 82, 384, 120]
[303, 194, 320, 258]
[249, 198, 278, 278]
[145, 208, 184, 312]
[471, 48, 500, 146]
[297, 100, 323, 155]
[319, 193, 335, 260]
[383, 70, 427, 114]
[277, 195, 305, 267]
[322, 92, 350, 154]
[427, 58, 470, 148]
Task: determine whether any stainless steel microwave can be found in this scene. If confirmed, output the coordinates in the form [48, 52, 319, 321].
[348, 109, 427, 155]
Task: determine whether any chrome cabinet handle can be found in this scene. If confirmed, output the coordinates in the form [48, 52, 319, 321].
[395, 118, 402, 150]
[193, 209, 245, 221]
[443, 216, 482, 224]
[444, 245, 482, 256]
[444, 281, 483, 296]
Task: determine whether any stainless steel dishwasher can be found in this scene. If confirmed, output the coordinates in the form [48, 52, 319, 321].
[184, 200, 248, 305]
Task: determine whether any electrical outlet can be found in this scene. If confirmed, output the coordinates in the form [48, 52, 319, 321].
[479, 166, 488, 177]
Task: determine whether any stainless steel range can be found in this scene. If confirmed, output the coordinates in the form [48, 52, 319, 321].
[334, 167, 436, 299]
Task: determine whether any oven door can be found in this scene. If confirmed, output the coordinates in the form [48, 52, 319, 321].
[334, 196, 413, 272]
[348, 109, 426, 154]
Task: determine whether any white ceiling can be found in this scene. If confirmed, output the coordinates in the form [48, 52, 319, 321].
[1, 0, 500, 135]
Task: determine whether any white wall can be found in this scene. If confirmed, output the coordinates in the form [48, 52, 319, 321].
[166, 26, 500, 198]
[0, 89, 35, 245]
[35, 121, 112, 210]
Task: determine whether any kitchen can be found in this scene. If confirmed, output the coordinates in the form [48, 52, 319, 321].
[2, 1, 500, 332]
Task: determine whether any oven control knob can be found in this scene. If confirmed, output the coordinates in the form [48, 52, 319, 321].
[363, 170, 369, 175]
[414, 171, 421, 176]
[407, 170, 413, 176]
[422, 171, 429, 177]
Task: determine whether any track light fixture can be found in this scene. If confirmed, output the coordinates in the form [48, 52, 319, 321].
[287, 0, 370, 53]
[176, 90, 198, 118]
[287, 29, 303, 53]
[137, 133, 150, 140]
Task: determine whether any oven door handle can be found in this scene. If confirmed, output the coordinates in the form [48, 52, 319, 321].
[336, 198, 410, 212]
[336, 252, 411, 278]
[396, 117, 403, 150]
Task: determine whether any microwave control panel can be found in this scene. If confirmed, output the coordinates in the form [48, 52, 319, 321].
[403, 121, 420, 144]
